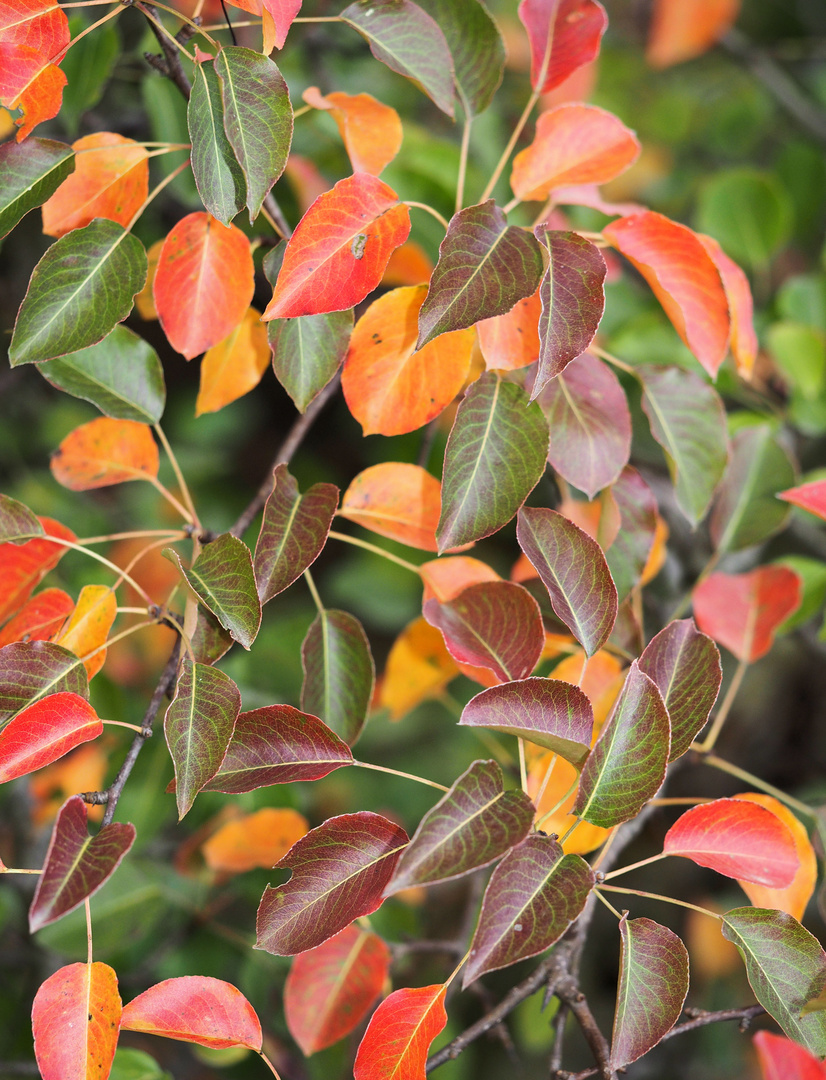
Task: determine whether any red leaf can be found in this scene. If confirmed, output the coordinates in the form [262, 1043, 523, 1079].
[263, 0, 302, 49]
[0, 691, 101, 782]
[153, 212, 255, 359]
[0, 43, 66, 140]
[779, 480, 826, 522]
[699, 233, 757, 379]
[754, 1030, 826, 1080]
[518, 0, 608, 94]
[0, 0, 68, 59]
[262, 173, 411, 320]
[692, 567, 801, 663]
[121, 976, 263, 1051]
[32, 962, 121, 1080]
[0, 587, 72, 647]
[647, 0, 741, 68]
[663, 798, 799, 886]
[0, 516, 74, 624]
[353, 984, 447, 1080]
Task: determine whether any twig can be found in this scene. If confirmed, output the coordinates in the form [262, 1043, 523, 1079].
[663, 1003, 764, 1040]
[555, 975, 616, 1080]
[141, 3, 192, 99]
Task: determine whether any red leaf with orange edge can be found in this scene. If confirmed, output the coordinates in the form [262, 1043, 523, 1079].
[154, 212, 254, 359]
[699, 234, 757, 379]
[50, 417, 159, 490]
[779, 480, 826, 522]
[754, 1030, 826, 1080]
[121, 976, 263, 1051]
[0, 587, 72, 647]
[0, 44, 66, 140]
[353, 984, 447, 1080]
[0, 691, 101, 783]
[604, 211, 730, 379]
[32, 962, 121, 1080]
[518, 0, 607, 93]
[647, 0, 741, 68]
[54, 584, 117, 679]
[733, 794, 817, 921]
[477, 288, 541, 372]
[302, 86, 402, 176]
[0, 516, 75, 624]
[692, 566, 801, 663]
[340, 462, 442, 551]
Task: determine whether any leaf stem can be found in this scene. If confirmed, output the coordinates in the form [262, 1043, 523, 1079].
[292, 104, 312, 120]
[445, 948, 472, 989]
[145, 475, 196, 524]
[259, 1052, 282, 1080]
[533, 752, 557, 809]
[456, 112, 472, 214]
[352, 760, 449, 793]
[154, 423, 200, 528]
[518, 737, 528, 793]
[101, 719, 145, 733]
[42, 536, 153, 604]
[558, 817, 581, 847]
[78, 529, 187, 545]
[303, 568, 324, 614]
[589, 344, 637, 377]
[146, 0, 220, 45]
[125, 157, 192, 234]
[600, 851, 667, 882]
[0, 867, 41, 875]
[697, 656, 749, 752]
[85, 897, 93, 965]
[667, 550, 721, 621]
[82, 619, 157, 664]
[327, 530, 422, 575]
[57, 4, 123, 63]
[700, 753, 814, 819]
[405, 201, 450, 231]
[598, 884, 721, 920]
[593, 888, 622, 920]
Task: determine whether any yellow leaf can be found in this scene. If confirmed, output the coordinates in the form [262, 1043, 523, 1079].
[201, 807, 308, 874]
[55, 584, 117, 679]
[195, 307, 270, 416]
[380, 616, 458, 721]
[733, 793, 816, 920]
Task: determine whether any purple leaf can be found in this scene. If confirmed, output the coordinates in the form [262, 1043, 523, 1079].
[190, 607, 233, 666]
[301, 610, 374, 746]
[610, 915, 689, 1068]
[256, 812, 408, 955]
[200, 704, 353, 793]
[437, 372, 549, 552]
[463, 834, 594, 985]
[638, 619, 721, 761]
[269, 311, 353, 413]
[0, 641, 88, 727]
[254, 465, 339, 604]
[533, 230, 606, 396]
[573, 662, 670, 828]
[605, 467, 658, 602]
[164, 658, 241, 819]
[29, 796, 134, 933]
[423, 581, 544, 682]
[516, 506, 617, 657]
[418, 202, 544, 346]
[386, 760, 535, 893]
[0, 494, 44, 544]
[459, 677, 593, 767]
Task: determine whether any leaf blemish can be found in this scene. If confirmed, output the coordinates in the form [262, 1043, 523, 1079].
[352, 234, 368, 260]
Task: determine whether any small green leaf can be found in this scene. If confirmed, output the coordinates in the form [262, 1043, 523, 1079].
[301, 609, 374, 746]
[60, 14, 119, 135]
[697, 169, 793, 269]
[0, 138, 74, 239]
[189, 59, 246, 226]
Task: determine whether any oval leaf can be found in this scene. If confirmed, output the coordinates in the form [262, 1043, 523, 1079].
[51, 418, 159, 491]
[303, 86, 402, 176]
[0, 691, 101, 783]
[692, 567, 802, 663]
[0, 588, 73, 649]
[0, 641, 87, 727]
[269, 308, 353, 412]
[195, 306, 270, 416]
[188, 58, 245, 227]
[33, 962, 121, 1080]
[121, 976, 262, 1051]
[341, 462, 441, 551]
[0, 493, 43, 544]
[518, 0, 607, 93]
[379, 615, 458, 721]
[477, 288, 541, 372]
[412, 0, 504, 116]
[0, 136, 74, 239]
[301, 609, 374, 746]
[353, 984, 447, 1080]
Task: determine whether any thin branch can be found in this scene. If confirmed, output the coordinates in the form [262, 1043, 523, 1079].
[141, 3, 192, 99]
[556, 975, 616, 1080]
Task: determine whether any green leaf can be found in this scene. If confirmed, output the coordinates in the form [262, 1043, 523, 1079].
[9, 220, 147, 366]
[697, 168, 793, 269]
[188, 59, 246, 227]
[37, 326, 166, 424]
[0, 642, 88, 729]
[413, 0, 504, 116]
[60, 14, 119, 135]
[301, 609, 375, 746]
[215, 46, 293, 222]
[767, 322, 826, 399]
[438, 372, 549, 551]
[0, 137, 74, 240]
[0, 495, 44, 544]
[110, 1047, 171, 1080]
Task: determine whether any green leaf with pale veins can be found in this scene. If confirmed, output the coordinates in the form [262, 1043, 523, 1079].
[413, 0, 504, 116]
[438, 372, 549, 551]
[37, 326, 166, 424]
[418, 201, 544, 346]
[9, 220, 147, 366]
[188, 59, 246, 226]
[0, 138, 74, 239]
[0, 495, 44, 544]
[341, 0, 455, 118]
[0, 642, 88, 729]
[301, 609, 374, 746]
[215, 47, 293, 222]
[165, 534, 261, 650]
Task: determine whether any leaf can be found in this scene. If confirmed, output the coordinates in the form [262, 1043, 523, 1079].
[420, 555, 500, 603]
[51, 417, 159, 491]
[610, 916, 689, 1068]
[516, 507, 617, 656]
[342, 284, 475, 436]
[647, 0, 741, 66]
[438, 372, 549, 551]
[417, 201, 545, 347]
[0, 493, 43, 543]
[302, 86, 402, 176]
[285, 925, 391, 1056]
[32, 962, 121, 1080]
[340, 462, 442, 551]
[9, 219, 147, 365]
[353, 984, 447, 1080]
[604, 467, 658, 602]
[195, 306, 270, 416]
[379, 616, 458, 721]
[638, 619, 721, 760]
[200, 704, 353, 793]
[460, 679, 593, 766]
[637, 365, 728, 524]
[780, 480, 826, 521]
[710, 426, 796, 553]
[754, 1030, 826, 1080]
[340, 0, 454, 118]
[0, 136, 74, 238]
[29, 795, 135, 932]
[263, 174, 410, 320]
[0, 641, 87, 727]
[55, 584, 117, 679]
[202, 807, 309, 874]
[254, 464, 339, 603]
[165, 533, 261, 650]
[692, 567, 802, 663]
[188, 58, 245, 227]
[37, 326, 166, 424]
[413, 0, 504, 116]
[153, 212, 254, 360]
[477, 288, 541, 372]
[537, 352, 630, 498]
[604, 211, 730, 378]
[191, 606, 233, 667]
[388, 760, 535, 892]
[573, 662, 670, 828]
[512, 105, 639, 202]
[0, 588, 73, 648]
[0, 45, 67, 141]
[0, 516, 75, 624]
[213, 46, 292, 221]
[463, 834, 594, 985]
[0, 691, 101, 784]
[664, 798, 799, 887]
[41, 132, 149, 238]
[164, 658, 241, 819]
[121, 977, 262, 1051]
[301, 609, 375, 746]
[268, 309, 353, 412]
[0, 0, 68, 71]
[256, 811, 408, 955]
[518, 0, 608, 93]
[699, 232, 758, 378]
[722, 908, 826, 1057]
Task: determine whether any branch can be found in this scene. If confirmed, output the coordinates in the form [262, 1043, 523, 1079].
[140, 3, 192, 100]
[555, 976, 616, 1080]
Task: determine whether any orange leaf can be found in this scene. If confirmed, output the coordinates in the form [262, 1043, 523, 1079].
[32, 962, 121, 1080]
[262, 173, 411, 320]
[154, 212, 255, 359]
[195, 306, 270, 416]
[382, 240, 433, 287]
[342, 285, 475, 436]
[647, 0, 740, 68]
[0, 516, 75, 624]
[54, 584, 117, 679]
[528, 751, 609, 853]
[477, 288, 541, 371]
[553, 649, 625, 729]
[134, 239, 163, 320]
[0, 692, 102, 783]
[0, 0, 68, 59]
[639, 512, 669, 586]
[50, 417, 159, 490]
[0, 587, 73, 647]
[733, 793, 817, 920]
[379, 616, 458, 720]
[340, 462, 441, 551]
[698, 233, 757, 379]
[420, 556, 500, 604]
[692, 567, 801, 663]
[604, 210, 731, 378]
[0, 44, 66, 140]
[354, 984, 447, 1080]
[201, 807, 309, 873]
[303, 86, 403, 176]
[511, 104, 640, 202]
[41, 132, 149, 238]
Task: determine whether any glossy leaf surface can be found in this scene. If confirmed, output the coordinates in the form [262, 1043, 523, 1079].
[0, 691, 101, 783]
[0, 641, 87, 726]
[413, 0, 504, 115]
[51, 418, 158, 490]
[340, 462, 441, 551]
[518, 0, 608, 93]
[32, 962, 121, 1080]
[188, 58, 245, 226]
[121, 976, 262, 1050]
[692, 567, 802, 663]
[301, 609, 374, 746]
[0, 136, 74, 238]
[353, 984, 447, 1080]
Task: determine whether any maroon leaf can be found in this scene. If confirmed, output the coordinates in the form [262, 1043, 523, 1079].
[605, 467, 658, 602]
[301, 609, 375, 746]
[191, 607, 233, 666]
[386, 760, 535, 893]
[0, 691, 102, 783]
[463, 834, 594, 985]
[29, 795, 134, 932]
[518, 0, 608, 93]
[459, 678, 593, 767]
[256, 811, 408, 955]
[0, 641, 88, 726]
[120, 976, 263, 1050]
[516, 506, 617, 656]
[0, 493, 43, 543]
[423, 580, 544, 682]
